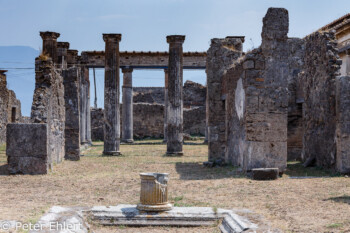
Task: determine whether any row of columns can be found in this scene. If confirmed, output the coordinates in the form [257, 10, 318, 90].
[40, 31, 187, 156]
[102, 34, 186, 156]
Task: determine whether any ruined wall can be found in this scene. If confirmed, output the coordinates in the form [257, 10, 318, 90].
[0, 72, 8, 145]
[91, 104, 205, 140]
[0, 71, 22, 145]
[336, 76, 350, 173]
[133, 87, 164, 104]
[131, 103, 164, 138]
[224, 8, 289, 172]
[31, 58, 65, 166]
[207, 37, 244, 161]
[301, 31, 341, 168]
[63, 67, 80, 160]
[287, 38, 305, 160]
[183, 81, 206, 107]
[133, 81, 206, 107]
[184, 106, 206, 135]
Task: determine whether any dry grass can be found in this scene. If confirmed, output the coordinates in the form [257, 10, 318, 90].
[0, 141, 349, 232]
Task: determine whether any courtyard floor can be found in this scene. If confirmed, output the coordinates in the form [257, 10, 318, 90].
[0, 141, 349, 232]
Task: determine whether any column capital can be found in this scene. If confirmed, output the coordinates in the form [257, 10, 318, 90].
[166, 35, 185, 44]
[122, 67, 133, 73]
[57, 42, 70, 49]
[0, 70, 8, 75]
[40, 31, 60, 40]
[103, 33, 122, 42]
[164, 68, 169, 74]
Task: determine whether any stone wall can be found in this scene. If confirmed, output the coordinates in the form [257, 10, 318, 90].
[184, 106, 206, 135]
[206, 36, 245, 161]
[91, 104, 206, 140]
[336, 76, 350, 173]
[133, 81, 206, 107]
[133, 87, 164, 104]
[301, 31, 341, 168]
[31, 58, 65, 167]
[131, 103, 164, 138]
[224, 8, 289, 172]
[0, 71, 22, 145]
[183, 81, 206, 107]
[7, 124, 49, 174]
[287, 38, 305, 160]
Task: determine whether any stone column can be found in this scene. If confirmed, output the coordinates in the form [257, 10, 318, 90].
[122, 67, 134, 143]
[166, 35, 185, 155]
[86, 81, 92, 145]
[103, 33, 122, 156]
[57, 42, 69, 69]
[163, 69, 169, 143]
[80, 66, 88, 146]
[40, 31, 60, 64]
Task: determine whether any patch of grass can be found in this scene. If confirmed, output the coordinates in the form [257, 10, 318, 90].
[326, 223, 343, 229]
[173, 196, 184, 202]
[0, 143, 5, 152]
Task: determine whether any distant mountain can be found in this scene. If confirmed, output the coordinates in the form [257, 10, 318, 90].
[0, 46, 38, 116]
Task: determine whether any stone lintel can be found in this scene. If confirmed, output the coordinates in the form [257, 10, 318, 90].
[57, 42, 70, 49]
[166, 35, 185, 44]
[40, 31, 60, 40]
[103, 33, 122, 42]
[226, 36, 245, 43]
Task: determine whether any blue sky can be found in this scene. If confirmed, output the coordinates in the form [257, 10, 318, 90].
[0, 0, 349, 115]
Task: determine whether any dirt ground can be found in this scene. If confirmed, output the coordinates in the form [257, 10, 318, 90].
[0, 141, 349, 232]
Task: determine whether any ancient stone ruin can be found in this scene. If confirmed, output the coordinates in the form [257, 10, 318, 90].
[2, 7, 350, 175]
[0, 70, 21, 145]
[205, 7, 350, 174]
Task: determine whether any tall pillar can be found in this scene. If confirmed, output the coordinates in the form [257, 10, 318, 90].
[163, 69, 169, 142]
[122, 67, 134, 143]
[86, 80, 92, 145]
[40, 31, 60, 64]
[103, 33, 122, 156]
[80, 66, 88, 146]
[166, 35, 185, 155]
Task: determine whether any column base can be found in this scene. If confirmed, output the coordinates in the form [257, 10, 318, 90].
[121, 139, 134, 144]
[103, 151, 122, 156]
[137, 203, 173, 212]
[166, 151, 184, 156]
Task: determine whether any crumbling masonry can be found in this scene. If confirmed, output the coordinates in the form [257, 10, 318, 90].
[206, 7, 350, 174]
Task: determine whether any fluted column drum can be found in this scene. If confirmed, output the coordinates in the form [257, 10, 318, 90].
[137, 173, 173, 212]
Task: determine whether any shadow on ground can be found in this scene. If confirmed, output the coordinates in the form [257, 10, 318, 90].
[325, 195, 350, 205]
[285, 161, 341, 178]
[175, 162, 244, 180]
